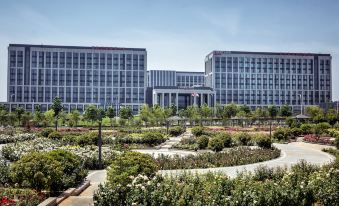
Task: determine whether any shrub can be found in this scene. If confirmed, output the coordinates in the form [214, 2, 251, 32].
[273, 127, 293, 141]
[76, 132, 98, 146]
[10, 150, 88, 194]
[47, 149, 88, 189]
[300, 123, 314, 134]
[142, 132, 166, 146]
[290, 128, 302, 137]
[48, 131, 62, 140]
[197, 135, 209, 149]
[107, 151, 158, 187]
[10, 152, 64, 192]
[255, 135, 272, 149]
[168, 126, 185, 137]
[336, 137, 339, 149]
[314, 122, 331, 137]
[216, 132, 232, 147]
[237, 132, 251, 145]
[252, 165, 286, 181]
[208, 136, 224, 152]
[191, 126, 205, 137]
[40, 128, 54, 137]
[0, 157, 10, 186]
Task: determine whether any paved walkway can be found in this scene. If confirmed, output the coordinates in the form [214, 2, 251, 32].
[133, 132, 196, 157]
[159, 142, 335, 178]
[58, 170, 106, 206]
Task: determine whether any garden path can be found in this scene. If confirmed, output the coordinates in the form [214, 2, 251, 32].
[133, 131, 196, 157]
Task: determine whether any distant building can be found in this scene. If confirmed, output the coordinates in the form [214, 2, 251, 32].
[5, 44, 147, 113]
[147, 70, 205, 87]
[205, 51, 332, 112]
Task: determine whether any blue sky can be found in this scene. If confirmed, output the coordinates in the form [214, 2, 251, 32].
[0, 0, 338, 101]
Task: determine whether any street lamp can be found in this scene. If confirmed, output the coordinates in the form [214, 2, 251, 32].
[298, 94, 302, 115]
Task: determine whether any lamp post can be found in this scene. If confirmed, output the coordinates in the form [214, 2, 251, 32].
[298, 94, 302, 115]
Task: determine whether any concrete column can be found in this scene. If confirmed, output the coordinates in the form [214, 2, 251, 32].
[169, 93, 172, 106]
[161, 93, 165, 108]
[200, 93, 203, 106]
[194, 95, 197, 106]
[207, 94, 210, 107]
[176, 93, 179, 112]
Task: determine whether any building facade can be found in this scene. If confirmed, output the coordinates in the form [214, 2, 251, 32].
[6, 44, 147, 113]
[147, 70, 205, 88]
[205, 51, 332, 111]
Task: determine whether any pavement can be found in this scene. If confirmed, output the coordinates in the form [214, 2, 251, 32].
[58, 170, 107, 206]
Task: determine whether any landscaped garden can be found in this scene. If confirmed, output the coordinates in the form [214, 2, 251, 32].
[0, 98, 338, 205]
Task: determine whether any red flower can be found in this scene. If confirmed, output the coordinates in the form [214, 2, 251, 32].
[0, 196, 16, 206]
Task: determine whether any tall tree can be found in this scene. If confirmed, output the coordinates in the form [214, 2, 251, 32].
[279, 104, 292, 117]
[268, 105, 279, 119]
[140, 104, 152, 127]
[84, 105, 98, 125]
[68, 110, 81, 127]
[186, 105, 199, 126]
[326, 109, 338, 125]
[119, 106, 133, 124]
[106, 106, 116, 127]
[223, 103, 238, 119]
[33, 105, 44, 127]
[51, 97, 63, 131]
[15, 107, 25, 126]
[199, 103, 212, 126]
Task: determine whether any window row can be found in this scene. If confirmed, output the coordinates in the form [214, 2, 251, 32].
[9, 86, 145, 103]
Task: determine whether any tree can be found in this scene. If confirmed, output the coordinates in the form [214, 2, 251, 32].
[68, 110, 81, 127]
[33, 105, 44, 127]
[199, 103, 212, 126]
[280, 104, 292, 117]
[152, 104, 164, 126]
[0, 109, 8, 126]
[119, 106, 133, 123]
[106, 106, 116, 127]
[268, 105, 279, 119]
[238, 105, 251, 116]
[326, 109, 338, 125]
[223, 103, 238, 119]
[84, 105, 106, 169]
[44, 109, 55, 127]
[215, 104, 223, 119]
[51, 97, 63, 131]
[186, 105, 199, 126]
[21, 112, 33, 129]
[140, 104, 152, 127]
[15, 107, 25, 126]
[170, 104, 177, 116]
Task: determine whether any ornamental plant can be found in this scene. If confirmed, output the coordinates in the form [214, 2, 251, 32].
[208, 136, 224, 152]
[47, 131, 62, 140]
[236, 132, 251, 145]
[191, 126, 205, 137]
[255, 134, 272, 149]
[168, 126, 185, 137]
[216, 132, 232, 147]
[197, 135, 209, 149]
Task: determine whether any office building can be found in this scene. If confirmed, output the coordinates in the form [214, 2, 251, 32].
[5, 44, 147, 113]
[205, 51, 332, 111]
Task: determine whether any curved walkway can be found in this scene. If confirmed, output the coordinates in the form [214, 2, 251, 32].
[159, 142, 336, 178]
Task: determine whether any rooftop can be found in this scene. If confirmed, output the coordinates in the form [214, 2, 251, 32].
[208, 50, 331, 57]
[9, 44, 146, 51]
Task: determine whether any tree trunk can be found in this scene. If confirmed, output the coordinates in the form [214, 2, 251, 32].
[55, 117, 58, 131]
[98, 121, 102, 169]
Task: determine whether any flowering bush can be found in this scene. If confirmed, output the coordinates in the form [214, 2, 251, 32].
[0, 188, 46, 205]
[94, 160, 338, 206]
[0, 133, 36, 144]
[156, 147, 280, 170]
[1, 138, 118, 169]
[303, 135, 334, 145]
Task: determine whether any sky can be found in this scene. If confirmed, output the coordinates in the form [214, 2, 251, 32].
[0, 0, 338, 101]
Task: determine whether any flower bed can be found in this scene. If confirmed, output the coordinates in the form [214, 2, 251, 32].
[303, 134, 334, 145]
[95, 160, 338, 206]
[0, 133, 36, 144]
[156, 147, 280, 170]
[0, 188, 45, 206]
[1, 138, 119, 169]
